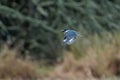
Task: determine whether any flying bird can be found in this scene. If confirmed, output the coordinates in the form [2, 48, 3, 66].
[62, 29, 80, 45]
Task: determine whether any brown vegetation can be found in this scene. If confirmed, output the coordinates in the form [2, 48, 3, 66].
[0, 33, 120, 80]
[50, 33, 120, 79]
[0, 46, 39, 80]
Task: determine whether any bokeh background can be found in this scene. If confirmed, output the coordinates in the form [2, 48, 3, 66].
[0, 0, 120, 79]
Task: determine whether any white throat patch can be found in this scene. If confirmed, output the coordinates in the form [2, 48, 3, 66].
[65, 30, 70, 33]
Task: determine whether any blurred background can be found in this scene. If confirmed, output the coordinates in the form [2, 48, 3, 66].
[0, 0, 120, 79]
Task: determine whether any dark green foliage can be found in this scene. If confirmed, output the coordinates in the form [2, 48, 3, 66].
[0, 0, 120, 63]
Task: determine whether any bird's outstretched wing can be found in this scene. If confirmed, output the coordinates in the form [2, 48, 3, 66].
[63, 30, 79, 45]
[63, 34, 77, 45]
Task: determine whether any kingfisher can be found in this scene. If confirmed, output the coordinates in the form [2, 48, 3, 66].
[62, 29, 80, 45]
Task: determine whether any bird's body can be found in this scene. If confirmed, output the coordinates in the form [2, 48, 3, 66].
[62, 29, 80, 45]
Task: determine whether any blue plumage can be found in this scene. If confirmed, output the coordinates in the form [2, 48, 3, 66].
[62, 29, 80, 45]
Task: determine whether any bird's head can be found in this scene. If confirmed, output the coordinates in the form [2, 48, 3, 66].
[61, 29, 69, 33]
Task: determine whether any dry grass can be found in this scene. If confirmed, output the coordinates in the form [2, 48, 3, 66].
[1, 32, 120, 80]
[50, 32, 120, 79]
[0, 45, 39, 80]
